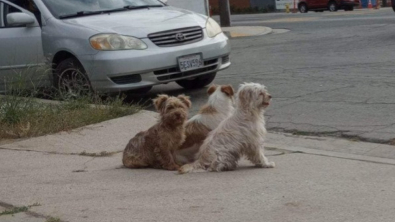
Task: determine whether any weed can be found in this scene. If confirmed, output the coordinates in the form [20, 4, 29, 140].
[28, 203, 41, 207]
[0, 206, 29, 216]
[0, 203, 40, 216]
[46, 217, 61, 222]
[78, 150, 119, 157]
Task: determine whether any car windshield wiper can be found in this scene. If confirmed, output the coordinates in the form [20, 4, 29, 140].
[123, 5, 164, 10]
[59, 8, 128, 19]
[59, 11, 103, 19]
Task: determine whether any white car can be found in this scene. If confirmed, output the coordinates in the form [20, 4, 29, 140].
[0, 0, 231, 95]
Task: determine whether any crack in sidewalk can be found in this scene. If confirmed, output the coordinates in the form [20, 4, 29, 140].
[0, 146, 122, 157]
[0, 201, 65, 222]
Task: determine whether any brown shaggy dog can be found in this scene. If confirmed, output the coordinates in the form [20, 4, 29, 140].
[122, 94, 191, 171]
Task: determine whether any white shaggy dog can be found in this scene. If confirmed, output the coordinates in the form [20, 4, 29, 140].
[178, 83, 275, 174]
[174, 84, 235, 165]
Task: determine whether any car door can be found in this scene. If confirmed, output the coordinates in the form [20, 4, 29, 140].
[0, 0, 46, 93]
[316, 0, 329, 8]
[307, 0, 321, 9]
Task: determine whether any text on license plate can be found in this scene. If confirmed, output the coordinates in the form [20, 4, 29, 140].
[178, 54, 204, 72]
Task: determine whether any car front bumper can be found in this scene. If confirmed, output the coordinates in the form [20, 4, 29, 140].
[81, 31, 231, 93]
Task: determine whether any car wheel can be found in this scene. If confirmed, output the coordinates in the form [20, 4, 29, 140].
[176, 72, 216, 89]
[328, 2, 338, 11]
[299, 3, 308, 13]
[55, 58, 92, 99]
[349, 6, 354, 11]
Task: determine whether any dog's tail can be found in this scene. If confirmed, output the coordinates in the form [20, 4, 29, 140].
[178, 161, 204, 174]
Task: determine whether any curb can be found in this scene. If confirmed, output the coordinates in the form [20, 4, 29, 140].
[222, 26, 273, 38]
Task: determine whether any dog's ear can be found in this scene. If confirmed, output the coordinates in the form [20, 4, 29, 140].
[207, 85, 217, 95]
[153, 94, 169, 112]
[237, 88, 252, 108]
[177, 94, 192, 109]
[221, 85, 234, 97]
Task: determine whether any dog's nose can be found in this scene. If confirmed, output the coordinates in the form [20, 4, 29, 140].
[268, 95, 272, 99]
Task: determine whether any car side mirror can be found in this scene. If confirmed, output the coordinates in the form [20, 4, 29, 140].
[6, 12, 35, 26]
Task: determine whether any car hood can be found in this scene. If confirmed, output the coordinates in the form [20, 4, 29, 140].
[62, 7, 207, 38]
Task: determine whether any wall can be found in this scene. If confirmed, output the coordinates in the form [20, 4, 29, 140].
[250, 0, 276, 9]
[167, 0, 209, 15]
[209, 0, 251, 9]
[274, 0, 295, 10]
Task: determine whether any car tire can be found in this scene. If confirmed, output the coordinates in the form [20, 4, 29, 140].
[176, 72, 216, 89]
[349, 6, 354, 11]
[55, 58, 92, 99]
[328, 2, 338, 11]
[299, 3, 308, 13]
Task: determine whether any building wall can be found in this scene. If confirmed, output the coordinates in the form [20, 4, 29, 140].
[250, 0, 276, 9]
[209, 0, 251, 9]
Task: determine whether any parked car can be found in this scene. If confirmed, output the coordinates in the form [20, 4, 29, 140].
[0, 0, 231, 96]
[298, 0, 360, 13]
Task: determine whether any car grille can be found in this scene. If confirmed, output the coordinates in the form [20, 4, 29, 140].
[148, 26, 203, 47]
[154, 59, 218, 81]
[110, 74, 142, 85]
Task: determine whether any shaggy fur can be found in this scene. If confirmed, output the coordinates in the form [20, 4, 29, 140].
[122, 94, 191, 171]
[178, 83, 275, 174]
[174, 85, 235, 165]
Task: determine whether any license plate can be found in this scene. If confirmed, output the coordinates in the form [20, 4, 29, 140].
[178, 54, 204, 72]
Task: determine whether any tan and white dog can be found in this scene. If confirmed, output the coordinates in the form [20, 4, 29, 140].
[178, 83, 275, 174]
[174, 84, 235, 165]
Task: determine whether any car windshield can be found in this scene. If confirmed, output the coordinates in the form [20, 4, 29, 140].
[41, 0, 164, 19]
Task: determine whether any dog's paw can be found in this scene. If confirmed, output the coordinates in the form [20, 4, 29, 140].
[256, 161, 275, 168]
[178, 164, 193, 174]
[165, 165, 180, 171]
[263, 161, 275, 168]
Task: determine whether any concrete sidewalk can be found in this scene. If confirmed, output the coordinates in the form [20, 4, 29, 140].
[1, 111, 395, 222]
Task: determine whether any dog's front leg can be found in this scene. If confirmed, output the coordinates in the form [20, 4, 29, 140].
[154, 148, 180, 171]
[247, 145, 275, 168]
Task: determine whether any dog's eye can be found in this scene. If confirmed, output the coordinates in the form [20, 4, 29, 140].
[167, 106, 174, 110]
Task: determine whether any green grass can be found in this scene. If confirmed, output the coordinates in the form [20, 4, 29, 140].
[0, 72, 141, 141]
[0, 203, 41, 216]
[0, 95, 140, 140]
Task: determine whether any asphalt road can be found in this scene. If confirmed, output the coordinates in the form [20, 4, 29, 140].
[128, 8, 395, 144]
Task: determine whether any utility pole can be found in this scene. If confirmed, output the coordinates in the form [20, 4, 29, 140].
[219, 0, 231, 27]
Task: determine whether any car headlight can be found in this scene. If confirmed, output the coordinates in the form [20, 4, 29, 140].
[206, 17, 222, 38]
[90, 34, 147, 51]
